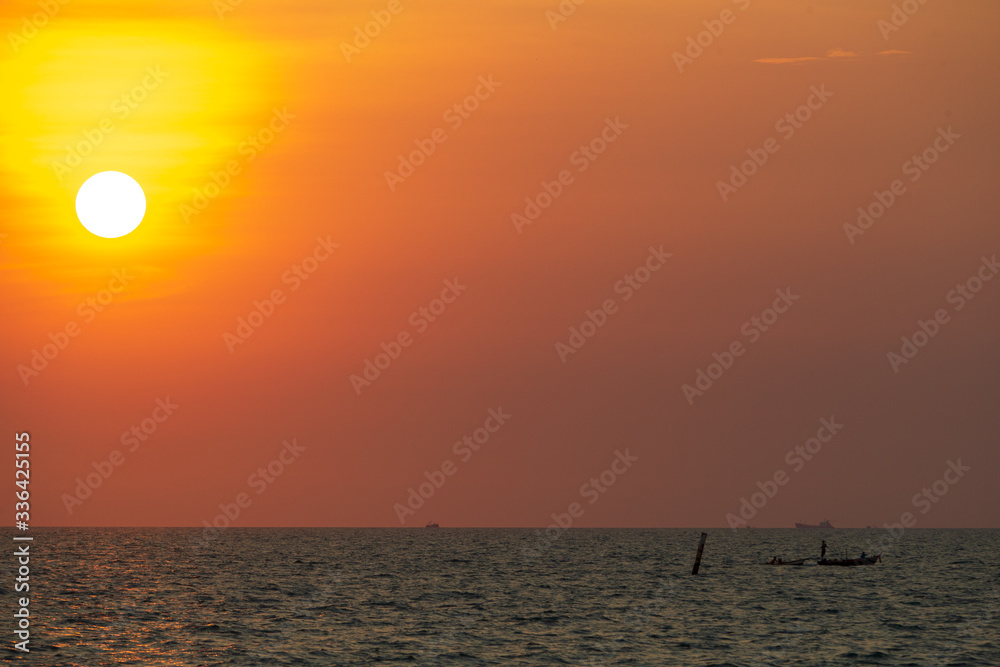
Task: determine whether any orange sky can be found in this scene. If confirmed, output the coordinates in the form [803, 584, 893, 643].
[2, 0, 998, 528]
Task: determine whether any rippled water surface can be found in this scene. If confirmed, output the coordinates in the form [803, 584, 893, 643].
[3, 528, 998, 666]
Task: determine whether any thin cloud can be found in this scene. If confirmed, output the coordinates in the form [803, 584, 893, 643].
[827, 48, 859, 58]
[754, 56, 824, 64]
[754, 48, 866, 65]
[876, 49, 912, 56]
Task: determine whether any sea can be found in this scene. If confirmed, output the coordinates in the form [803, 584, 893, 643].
[3, 528, 998, 666]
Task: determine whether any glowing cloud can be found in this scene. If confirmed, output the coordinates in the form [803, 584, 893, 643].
[754, 47, 862, 65]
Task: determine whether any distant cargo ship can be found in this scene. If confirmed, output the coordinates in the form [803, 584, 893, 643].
[795, 520, 834, 529]
[425, 521, 440, 528]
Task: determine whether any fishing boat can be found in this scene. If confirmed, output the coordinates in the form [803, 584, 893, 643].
[424, 521, 440, 528]
[817, 554, 881, 567]
[766, 557, 809, 566]
[794, 520, 834, 529]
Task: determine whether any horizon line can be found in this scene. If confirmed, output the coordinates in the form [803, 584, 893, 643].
[14, 525, 1000, 530]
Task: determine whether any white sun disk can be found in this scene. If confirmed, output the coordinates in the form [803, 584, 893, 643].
[76, 171, 146, 238]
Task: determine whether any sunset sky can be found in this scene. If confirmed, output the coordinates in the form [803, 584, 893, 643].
[2, 0, 998, 528]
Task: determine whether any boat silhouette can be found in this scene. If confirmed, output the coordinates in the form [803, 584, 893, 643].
[817, 554, 881, 566]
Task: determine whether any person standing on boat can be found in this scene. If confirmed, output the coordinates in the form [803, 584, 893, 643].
[820, 540, 828, 559]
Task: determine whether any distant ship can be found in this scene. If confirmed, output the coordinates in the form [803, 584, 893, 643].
[795, 520, 834, 529]
[425, 521, 440, 528]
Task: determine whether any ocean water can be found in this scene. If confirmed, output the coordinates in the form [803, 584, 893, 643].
[3, 528, 998, 666]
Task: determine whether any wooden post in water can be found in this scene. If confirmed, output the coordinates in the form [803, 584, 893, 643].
[691, 532, 708, 575]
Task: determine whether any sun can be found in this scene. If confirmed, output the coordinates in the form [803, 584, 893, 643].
[76, 171, 146, 238]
